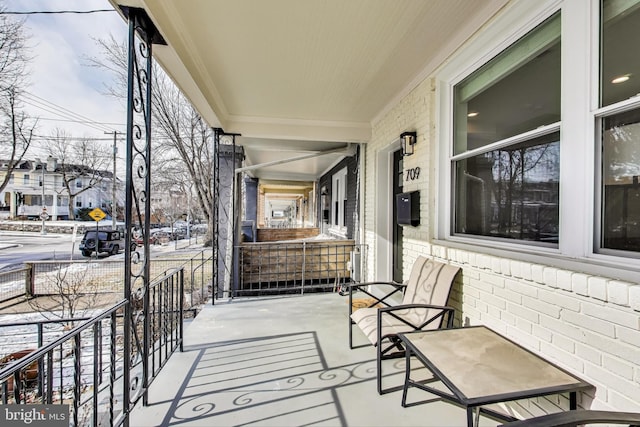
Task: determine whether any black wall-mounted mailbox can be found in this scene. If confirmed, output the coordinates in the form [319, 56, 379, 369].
[396, 191, 420, 226]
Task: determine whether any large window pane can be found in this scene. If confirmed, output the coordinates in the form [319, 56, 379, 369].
[454, 13, 561, 155]
[454, 132, 559, 243]
[601, 0, 640, 107]
[600, 108, 640, 252]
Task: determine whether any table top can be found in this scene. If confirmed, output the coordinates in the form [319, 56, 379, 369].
[399, 326, 591, 405]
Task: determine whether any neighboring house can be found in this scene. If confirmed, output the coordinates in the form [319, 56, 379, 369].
[0, 158, 120, 220]
[317, 148, 359, 239]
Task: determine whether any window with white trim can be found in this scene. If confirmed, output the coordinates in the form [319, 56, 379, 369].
[596, 0, 640, 256]
[436, 0, 640, 273]
[331, 167, 347, 229]
[452, 13, 561, 245]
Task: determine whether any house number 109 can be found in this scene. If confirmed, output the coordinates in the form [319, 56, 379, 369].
[405, 167, 420, 181]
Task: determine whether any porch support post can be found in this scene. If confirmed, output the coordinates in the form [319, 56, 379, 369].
[212, 129, 243, 300]
[121, 5, 165, 417]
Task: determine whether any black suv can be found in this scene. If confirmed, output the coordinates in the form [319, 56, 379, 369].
[80, 229, 126, 257]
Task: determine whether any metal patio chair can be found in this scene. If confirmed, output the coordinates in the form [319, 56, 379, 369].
[348, 255, 460, 394]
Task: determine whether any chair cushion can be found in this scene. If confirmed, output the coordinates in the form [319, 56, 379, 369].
[401, 258, 460, 324]
[350, 257, 460, 346]
[350, 307, 427, 346]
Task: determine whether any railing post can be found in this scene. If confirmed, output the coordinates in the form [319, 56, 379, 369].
[73, 334, 81, 427]
[25, 263, 34, 298]
[92, 322, 100, 427]
[201, 250, 205, 301]
[179, 268, 184, 352]
[302, 242, 306, 295]
[37, 324, 43, 398]
[122, 5, 165, 416]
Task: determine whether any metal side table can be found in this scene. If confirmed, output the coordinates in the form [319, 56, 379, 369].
[399, 326, 592, 427]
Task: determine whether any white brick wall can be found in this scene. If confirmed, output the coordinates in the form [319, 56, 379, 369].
[443, 244, 640, 412]
[363, 67, 640, 415]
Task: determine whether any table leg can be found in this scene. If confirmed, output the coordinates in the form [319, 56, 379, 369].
[466, 407, 474, 427]
[401, 347, 412, 407]
[570, 391, 577, 410]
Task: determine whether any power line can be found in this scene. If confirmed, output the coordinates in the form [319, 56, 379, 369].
[22, 91, 121, 133]
[38, 117, 126, 127]
[1, 10, 114, 15]
[23, 91, 115, 130]
[30, 134, 116, 141]
[23, 99, 114, 133]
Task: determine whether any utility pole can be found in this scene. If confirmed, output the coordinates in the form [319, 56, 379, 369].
[105, 131, 123, 230]
[38, 160, 47, 235]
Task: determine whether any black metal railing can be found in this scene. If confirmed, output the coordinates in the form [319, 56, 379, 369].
[188, 253, 213, 307]
[0, 267, 185, 426]
[0, 301, 127, 426]
[145, 268, 184, 393]
[0, 317, 91, 363]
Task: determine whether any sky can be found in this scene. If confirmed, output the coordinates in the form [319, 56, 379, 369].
[4, 0, 128, 154]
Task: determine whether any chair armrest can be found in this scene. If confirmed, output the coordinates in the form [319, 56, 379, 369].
[378, 303, 454, 313]
[346, 281, 406, 290]
[348, 282, 407, 314]
[378, 304, 456, 331]
[499, 410, 640, 427]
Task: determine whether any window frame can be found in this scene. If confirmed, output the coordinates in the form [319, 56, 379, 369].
[451, 125, 561, 247]
[437, 1, 564, 252]
[594, 95, 640, 259]
[591, 0, 640, 259]
[436, 0, 640, 275]
[330, 167, 348, 232]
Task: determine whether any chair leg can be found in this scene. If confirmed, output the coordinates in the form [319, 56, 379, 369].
[349, 319, 354, 349]
[377, 341, 407, 395]
[376, 342, 382, 394]
[349, 290, 353, 349]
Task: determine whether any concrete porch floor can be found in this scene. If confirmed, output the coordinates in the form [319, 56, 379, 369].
[130, 293, 499, 427]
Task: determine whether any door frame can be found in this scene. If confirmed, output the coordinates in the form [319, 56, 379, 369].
[375, 139, 401, 281]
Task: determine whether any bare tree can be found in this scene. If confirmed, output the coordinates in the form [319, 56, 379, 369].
[0, 3, 30, 90]
[86, 36, 215, 244]
[45, 129, 111, 218]
[0, 4, 36, 193]
[29, 264, 100, 319]
[27, 264, 102, 326]
[0, 88, 37, 192]
[151, 76, 213, 231]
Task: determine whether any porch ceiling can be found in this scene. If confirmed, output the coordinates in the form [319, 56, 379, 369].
[109, 0, 508, 181]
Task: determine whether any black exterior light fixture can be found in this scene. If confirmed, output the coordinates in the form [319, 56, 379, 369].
[401, 131, 417, 156]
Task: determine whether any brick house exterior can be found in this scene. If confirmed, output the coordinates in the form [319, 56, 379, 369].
[362, 1, 640, 415]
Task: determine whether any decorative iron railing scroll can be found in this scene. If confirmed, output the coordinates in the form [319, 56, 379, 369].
[121, 6, 165, 413]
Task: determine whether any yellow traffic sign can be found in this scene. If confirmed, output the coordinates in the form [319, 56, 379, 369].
[88, 207, 107, 222]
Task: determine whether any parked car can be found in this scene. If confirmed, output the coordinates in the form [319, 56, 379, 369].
[79, 229, 129, 257]
[150, 230, 171, 245]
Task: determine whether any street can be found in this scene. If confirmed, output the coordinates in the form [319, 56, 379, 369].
[0, 230, 206, 272]
[0, 231, 76, 271]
